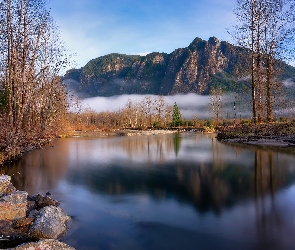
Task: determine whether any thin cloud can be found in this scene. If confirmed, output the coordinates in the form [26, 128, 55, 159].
[283, 78, 295, 88]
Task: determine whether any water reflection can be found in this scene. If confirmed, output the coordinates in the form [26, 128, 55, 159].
[173, 133, 181, 156]
[2, 144, 69, 194]
[253, 150, 292, 249]
[2, 133, 295, 249]
[3, 133, 294, 213]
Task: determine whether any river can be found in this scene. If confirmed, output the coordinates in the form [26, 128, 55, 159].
[2, 132, 295, 250]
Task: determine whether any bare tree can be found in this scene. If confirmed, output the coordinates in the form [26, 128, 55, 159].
[210, 88, 223, 125]
[144, 96, 153, 127]
[233, 0, 258, 123]
[72, 96, 175, 131]
[155, 95, 165, 127]
[262, 0, 295, 122]
[0, 0, 70, 148]
[233, 0, 295, 123]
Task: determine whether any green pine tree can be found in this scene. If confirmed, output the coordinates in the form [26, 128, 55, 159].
[172, 102, 182, 127]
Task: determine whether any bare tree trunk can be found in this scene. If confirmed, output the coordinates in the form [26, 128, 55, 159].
[266, 54, 273, 122]
[251, 0, 258, 123]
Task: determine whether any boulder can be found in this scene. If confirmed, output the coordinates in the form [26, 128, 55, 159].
[0, 191, 28, 220]
[14, 218, 34, 229]
[5, 183, 17, 195]
[10, 239, 76, 250]
[29, 206, 71, 239]
[0, 175, 11, 194]
[35, 194, 59, 209]
[1, 191, 27, 203]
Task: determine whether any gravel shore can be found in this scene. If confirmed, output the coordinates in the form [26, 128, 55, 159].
[68, 129, 181, 138]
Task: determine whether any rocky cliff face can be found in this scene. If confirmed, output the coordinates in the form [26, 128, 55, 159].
[64, 36, 295, 97]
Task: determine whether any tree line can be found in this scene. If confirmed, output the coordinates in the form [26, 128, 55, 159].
[70, 96, 189, 131]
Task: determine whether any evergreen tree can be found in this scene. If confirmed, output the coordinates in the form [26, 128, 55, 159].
[172, 102, 181, 127]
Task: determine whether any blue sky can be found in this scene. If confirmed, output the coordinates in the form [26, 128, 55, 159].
[48, 0, 236, 68]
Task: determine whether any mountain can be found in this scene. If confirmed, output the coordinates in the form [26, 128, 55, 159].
[63, 36, 295, 97]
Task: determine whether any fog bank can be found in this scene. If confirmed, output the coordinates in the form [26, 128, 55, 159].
[80, 94, 216, 119]
[75, 92, 295, 120]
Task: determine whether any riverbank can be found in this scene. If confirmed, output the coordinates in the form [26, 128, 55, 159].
[0, 137, 53, 166]
[66, 128, 183, 138]
[217, 122, 295, 147]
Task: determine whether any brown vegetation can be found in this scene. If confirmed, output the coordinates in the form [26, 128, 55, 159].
[63, 95, 222, 136]
[0, 0, 70, 164]
[217, 122, 295, 140]
[67, 96, 174, 132]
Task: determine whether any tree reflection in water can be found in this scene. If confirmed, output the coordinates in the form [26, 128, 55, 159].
[173, 133, 181, 156]
[2, 134, 295, 212]
[2, 133, 295, 249]
[1, 142, 69, 194]
[254, 150, 289, 249]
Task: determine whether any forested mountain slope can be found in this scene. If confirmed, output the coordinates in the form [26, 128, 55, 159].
[64, 36, 295, 97]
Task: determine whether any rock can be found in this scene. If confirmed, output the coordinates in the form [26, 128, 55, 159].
[0, 175, 11, 194]
[27, 195, 37, 201]
[27, 200, 36, 214]
[0, 219, 13, 233]
[14, 218, 34, 228]
[10, 239, 76, 250]
[29, 206, 71, 239]
[0, 220, 33, 249]
[1, 191, 28, 203]
[35, 194, 59, 209]
[28, 194, 59, 210]
[5, 183, 17, 195]
[0, 191, 28, 220]
[0, 176, 73, 249]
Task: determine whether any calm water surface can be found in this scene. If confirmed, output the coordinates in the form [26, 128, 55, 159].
[3, 133, 295, 250]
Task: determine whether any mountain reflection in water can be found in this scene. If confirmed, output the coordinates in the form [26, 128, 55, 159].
[66, 135, 295, 214]
[2, 133, 295, 250]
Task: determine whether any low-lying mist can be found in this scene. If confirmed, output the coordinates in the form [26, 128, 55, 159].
[72, 92, 295, 121]
[79, 93, 228, 119]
